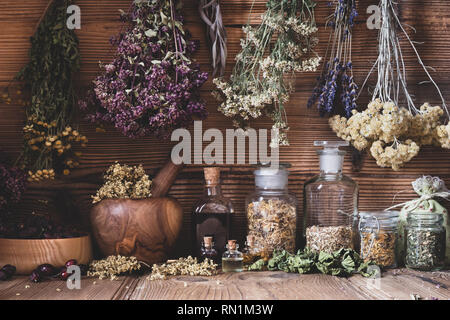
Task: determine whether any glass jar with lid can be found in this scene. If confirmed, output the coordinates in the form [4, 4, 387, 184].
[246, 163, 297, 259]
[303, 141, 358, 253]
[406, 212, 446, 271]
[359, 211, 399, 268]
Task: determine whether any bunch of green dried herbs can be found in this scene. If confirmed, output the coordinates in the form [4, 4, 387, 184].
[14, 0, 85, 180]
[213, 0, 321, 146]
[248, 248, 377, 277]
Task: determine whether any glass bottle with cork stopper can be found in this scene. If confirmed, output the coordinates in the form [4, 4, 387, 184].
[303, 141, 359, 253]
[222, 240, 243, 272]
[193, 167, 234, 259]
[200, 236, 220, 264]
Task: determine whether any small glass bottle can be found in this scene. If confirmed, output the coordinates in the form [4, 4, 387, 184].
[406, 212, 446, 271]
[246, 163, 297, 257]
[303, 141, 358, 253]
[359, 211, 399, 268]
[222, 240, 243, 272]
[200, 236, 220, 264]
[193, 167, 234, 258]
[242, 235, 261, 265]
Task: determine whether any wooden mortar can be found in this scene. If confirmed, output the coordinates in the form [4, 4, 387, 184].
[90, 160, 184, 265]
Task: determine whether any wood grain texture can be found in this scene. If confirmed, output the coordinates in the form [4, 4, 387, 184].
[0, 269, 448, 300]
[90, 198, 183, 264]
[0, 0, 449, 259]
[0, 235, 93, 274]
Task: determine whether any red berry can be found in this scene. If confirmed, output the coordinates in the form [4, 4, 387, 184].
[37, 264, 56, 277]
[65, 259, 77, 268]
[30, 270, 41, 283]
[1, 264, 16, 277]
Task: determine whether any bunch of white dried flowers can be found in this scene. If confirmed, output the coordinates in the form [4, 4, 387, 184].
[92, 162, 152, 204]
[330, 99, 449, 170]
[213, 0, 320, 146]
[88, 255, 141, 280]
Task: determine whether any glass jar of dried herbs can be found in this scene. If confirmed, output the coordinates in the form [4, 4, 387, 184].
[246, 163, 297, 259]
[358, 211, 399, 268]
[406, 212, 446, 271]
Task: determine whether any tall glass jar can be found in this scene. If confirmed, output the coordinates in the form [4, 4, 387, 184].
[303, 141, 358, 253]
[406, 212, 446, 271]
[359, 211, 399, 268]
[246, 163, 297, 260]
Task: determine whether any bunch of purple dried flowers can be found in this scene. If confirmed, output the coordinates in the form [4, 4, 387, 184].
[80, 0, 208, 139]
[308, 0, 358, 117]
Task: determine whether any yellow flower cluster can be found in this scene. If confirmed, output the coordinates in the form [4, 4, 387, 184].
[23, 115, 87, 181]
[329, 99, 450, 170]
[92, 162, 152, 204]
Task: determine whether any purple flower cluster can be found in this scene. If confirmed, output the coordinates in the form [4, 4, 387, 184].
[0, 162, 27, 213]
[308, 58, 358, 117]
[80, 0, 208, 139]
[308, 0, 358, 117]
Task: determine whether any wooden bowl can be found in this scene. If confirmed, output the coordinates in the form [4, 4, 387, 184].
[0, 235, 93, 274]
[90, 198, 183, 265]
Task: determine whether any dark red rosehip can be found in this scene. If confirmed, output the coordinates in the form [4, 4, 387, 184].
[37, 264, 56, 277]
[65, 259, 77, 268]
[0, 270, 8, 281]
[59, 268, 70, 280]
[30, 270, 41, 283]
[1, 264, 16, 277]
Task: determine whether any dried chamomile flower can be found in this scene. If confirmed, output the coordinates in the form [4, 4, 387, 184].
[148, 256, 218, 280]
[87, 255, 141, 280]
[92, 162, 152, 204]
[370, 139, 419, 171]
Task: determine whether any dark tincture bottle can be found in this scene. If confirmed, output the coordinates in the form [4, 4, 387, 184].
[193, 167, 234, 259]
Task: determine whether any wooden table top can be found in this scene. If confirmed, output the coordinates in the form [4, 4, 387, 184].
[0, 269, 449, 300]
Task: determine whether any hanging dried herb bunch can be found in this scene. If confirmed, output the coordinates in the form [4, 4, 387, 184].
[80, 0, 208, 139]
[213, 0, 321, 146]
[15, 0, 86, 181]
[329, 0, 450, 171]
[308, 0, 358, 117]
[198, 0, 227, 77]
[92, 162, 152, 204]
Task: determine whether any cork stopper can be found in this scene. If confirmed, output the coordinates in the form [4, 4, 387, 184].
[228, 239, 237, 250]
[204, 167, 220, 186]
[203, 236, 213, 247]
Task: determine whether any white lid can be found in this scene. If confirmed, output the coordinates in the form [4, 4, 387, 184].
[254, 163, 290, 189]
[314, 141, 348, 173]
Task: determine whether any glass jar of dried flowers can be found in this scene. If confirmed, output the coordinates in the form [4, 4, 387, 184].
[406, 212, 446, 271]
[246, 163, 297, 260]
[358, 211, 399, 268]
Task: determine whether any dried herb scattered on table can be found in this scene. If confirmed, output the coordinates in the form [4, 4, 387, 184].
[88, 255, 142, 280]
[360, 231, 396, 267]
[247, 199, 296, 255]
[306, 225, 353, 253]
[15, 0, 86, 180]
[92, 162, 152, 204]
[248, 248, 376, 278]
[406, 230, 445, 271]
[148, 256, 218, 280]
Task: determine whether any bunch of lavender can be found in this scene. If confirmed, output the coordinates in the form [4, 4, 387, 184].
[80, 0, 208, 139]
[0, 162, 27, 213]
[308, 0, 358, 117]
[213, 0, 320, 146]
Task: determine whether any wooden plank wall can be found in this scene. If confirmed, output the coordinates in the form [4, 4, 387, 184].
[0, 0, 449, 257]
